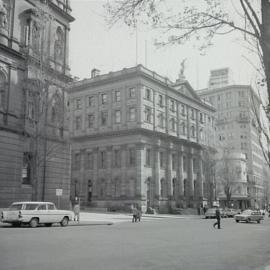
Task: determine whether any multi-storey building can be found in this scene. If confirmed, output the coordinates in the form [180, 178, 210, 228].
[68, 65, 215, 212]
[0, 0, 74, 208]
[198, 69, 268, 209]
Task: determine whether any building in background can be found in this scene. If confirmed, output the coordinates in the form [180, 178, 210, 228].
[67, 65, 216, 213]
[198, 68, 270, 209]
[0, 0, 74, 208]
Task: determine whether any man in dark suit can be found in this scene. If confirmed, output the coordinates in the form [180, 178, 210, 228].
[213, 207, 221, 229]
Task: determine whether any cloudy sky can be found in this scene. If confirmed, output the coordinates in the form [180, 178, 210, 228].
[69, 0, 260, 90]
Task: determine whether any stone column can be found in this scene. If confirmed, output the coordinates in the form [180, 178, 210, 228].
[121, 145, 127, 197]
[153, 142, 161, 202]
[106, 146, 113, 198]
[197, 151, 204, 199]
[166, 143, 173, 198]
[136, 143, 145, 200]
[92, 147, 99, 198]
[188, 151, 194, 201]
[177, 146, 184, 199]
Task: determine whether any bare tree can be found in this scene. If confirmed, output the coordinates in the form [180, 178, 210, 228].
[105, 0, 270, 112]
[215, 148, 236, 208]
[202, 147, 216, 207]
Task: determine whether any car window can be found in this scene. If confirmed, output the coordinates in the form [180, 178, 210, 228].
[48, 204, 56, 210]
[37, 204, 47, 210]
[9, 204, 23, 210]
[25, 204, 39, 210]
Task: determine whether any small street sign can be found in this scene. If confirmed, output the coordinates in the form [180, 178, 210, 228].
[56, 189, 63, 196]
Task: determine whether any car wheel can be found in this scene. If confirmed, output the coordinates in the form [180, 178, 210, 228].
[247, 218, 251, 223]
[45, 223, 52, 227]
[60, 217, 69, 227]
[236, 220, 239, 223]
[257, 220, 261, 224]
[29, 218, 39, 228]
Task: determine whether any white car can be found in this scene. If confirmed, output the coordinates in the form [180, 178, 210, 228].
[1, 201, 73, 228]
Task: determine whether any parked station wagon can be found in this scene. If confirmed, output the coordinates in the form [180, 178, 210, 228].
[234, 210, 264, 223]
[1, 202, 73, 227]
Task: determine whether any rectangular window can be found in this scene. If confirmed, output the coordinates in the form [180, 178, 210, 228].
[128, 148, 136, 166]
[100, 151, 107, 168]
[129, 107, 136, 121]
[158, 113, 164, 128]
[76, 98, 82, 109]
[170, 118, 176, 131]
[74, 153, 80, 169]
[22, 152, 32, 185]
[101, 111, 108, 126]
[181, 104, 186, 116]
[101, 93, 107, 104]
[172, 154, 176, 170]
[75, 116, 81, 130]
[88, 96, 95, 107]
[145, 107, 152, 123]
[146, 149, 151, 166]
[115, 90, 121, 102]
[160, 152, 164, 168]
[170, 99, 176, 111]
[113, 149, 121, 167]
[146, 88, 151, 100]
[88, 114, 94, 128]
[199, 113, 203, 123]
[86, 152, 94, 169]
[27, 101, 34, 120]
[129, 87, 136, 99]
[191, 109, 195, 120]
[115, 110, 121, 123]
[183, 156, 187, 172]
[158, 95, 163, 107]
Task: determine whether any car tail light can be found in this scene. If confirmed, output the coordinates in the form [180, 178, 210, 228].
[18, 211, 22, 218]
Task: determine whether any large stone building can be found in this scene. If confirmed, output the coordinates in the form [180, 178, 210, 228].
[0, 0, 74, 208]
[68, 65, 216, 212]
[198, 68, 269, 209]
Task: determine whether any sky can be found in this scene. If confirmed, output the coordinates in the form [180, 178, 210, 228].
[69, 0, 261, 91]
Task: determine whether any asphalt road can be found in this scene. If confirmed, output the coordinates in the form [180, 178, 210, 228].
[1, 216, 270, 270]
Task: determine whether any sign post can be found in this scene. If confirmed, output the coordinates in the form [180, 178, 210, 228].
[56, 189, 63, 208]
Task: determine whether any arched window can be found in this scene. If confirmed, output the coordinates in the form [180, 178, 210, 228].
[0, 71, 6, 109]
[50, 93, 62, 123]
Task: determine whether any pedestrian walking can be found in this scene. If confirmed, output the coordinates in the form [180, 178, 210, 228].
[73, 198, 80, 222]
[213, 207, 221, 229]
[132, 205, 138, 222]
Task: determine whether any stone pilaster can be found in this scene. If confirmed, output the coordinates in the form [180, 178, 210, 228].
[188, 152, 194, 200]
[166, 143, 173, 198]
[120, 144, 127, 196]
[153, 143, 160, 200]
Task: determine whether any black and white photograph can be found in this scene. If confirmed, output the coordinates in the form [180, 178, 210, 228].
[1, 0, 270, 269]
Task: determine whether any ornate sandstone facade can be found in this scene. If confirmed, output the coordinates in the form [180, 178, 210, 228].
[68, 66, 216, 212]
[0, 0, 74, 208]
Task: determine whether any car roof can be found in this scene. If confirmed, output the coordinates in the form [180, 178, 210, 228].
[12, 202, 54, 205]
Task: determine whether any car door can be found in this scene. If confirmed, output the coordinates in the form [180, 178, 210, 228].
[37, 204, 48, 223]
[47, 203, 58, 223]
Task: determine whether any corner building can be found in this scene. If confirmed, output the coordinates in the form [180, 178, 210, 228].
[198, 68, 269, 209]
[68, 66, 215, 212]
[0, 0, 74, 207]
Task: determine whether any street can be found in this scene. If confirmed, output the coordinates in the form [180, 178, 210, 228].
[1, 215, 270, 270]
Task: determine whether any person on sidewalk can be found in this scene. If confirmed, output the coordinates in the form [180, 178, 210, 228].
[213, 207, 221, 229]
[132, 205, 138, 222]
[73, 198, 80, 222]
